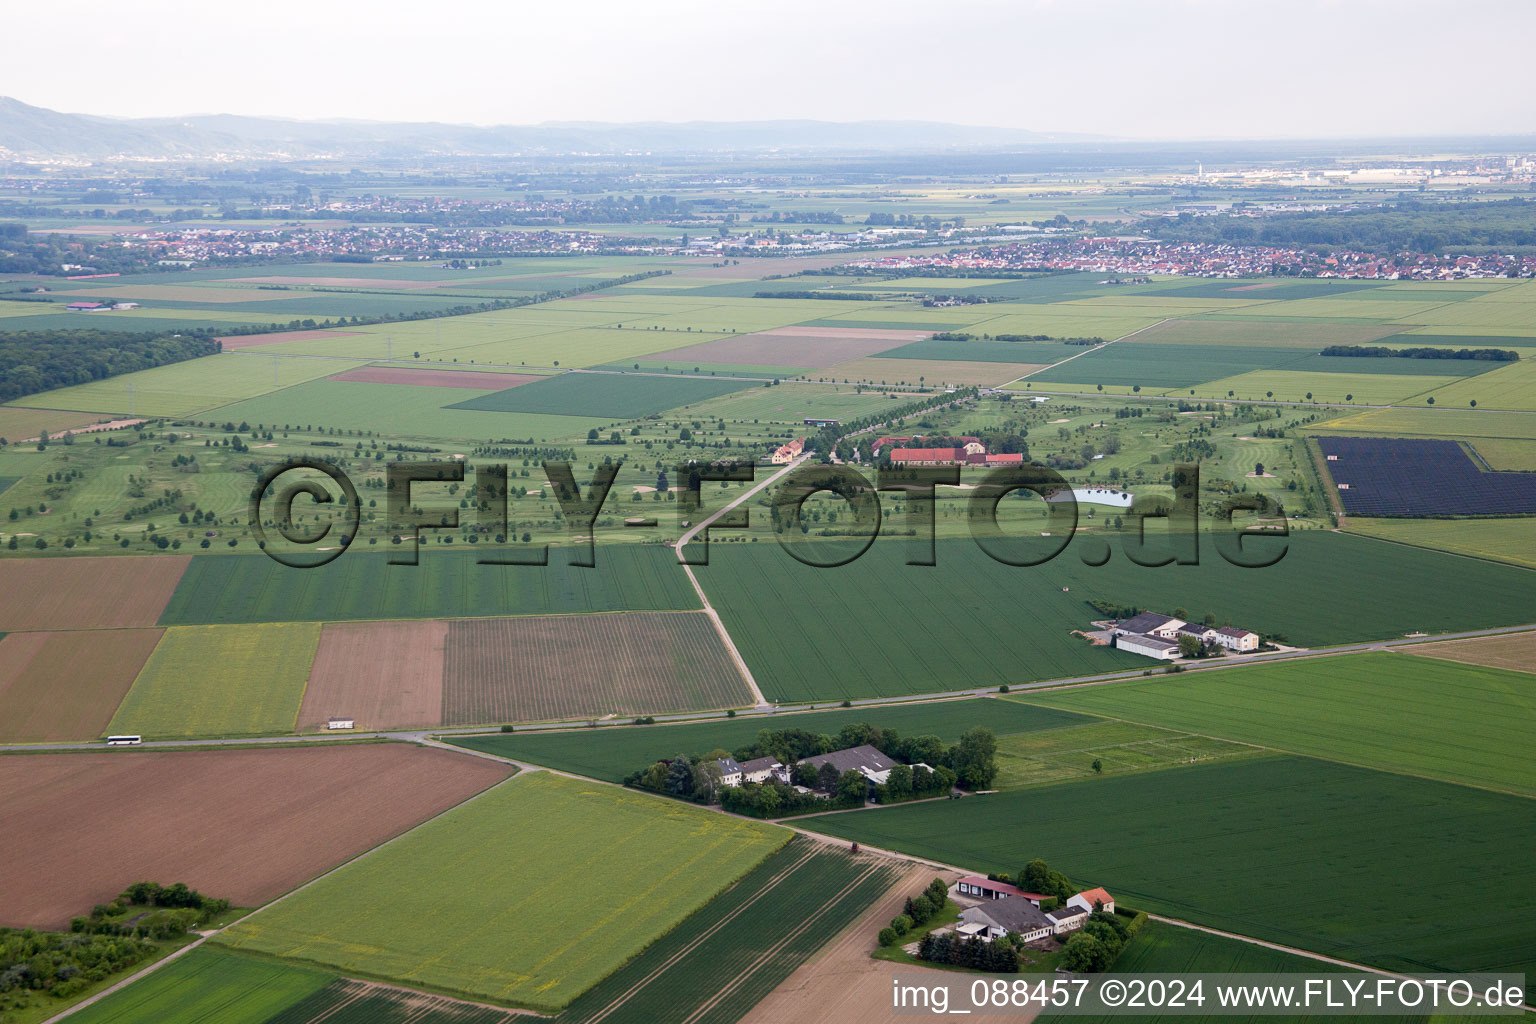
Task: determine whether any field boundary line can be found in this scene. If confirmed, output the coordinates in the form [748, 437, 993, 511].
[1003, 698, 1536, 801]
[38, 935, 210, 1024]
[1004, 317, 1172, 385]
[573, 843, 821, 1024]
[678, 860, 888, 1024]
[676, 453, 811, 709]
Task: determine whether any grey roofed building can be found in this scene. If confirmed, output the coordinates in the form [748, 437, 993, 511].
[738, 756, 781, 773]
[960, 896, 1055, 938]
[1115, 611, 1179, 635]
[798, 744, 898, 778]
[1049, 905, 1089, 929]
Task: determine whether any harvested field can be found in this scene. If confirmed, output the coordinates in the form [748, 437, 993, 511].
[327, 366, 544, 389]
[0, 629, 162, 743]
[218, 329, 365, 350]
[442, 611, 750, 724]
[0, 743, 513, 929]
[823, 356, 1030, 386]
[641, 325, 928, 369]
[1411, 632, 1536, 675]
[298, 620, 448, 732]
[0, 555, 190, 632]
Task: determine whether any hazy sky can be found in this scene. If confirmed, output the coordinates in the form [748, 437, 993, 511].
[3, 0, 1531, 140]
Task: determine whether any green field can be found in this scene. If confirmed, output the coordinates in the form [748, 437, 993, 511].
[1413, 359, 1536, 411]
[1186, 369, 1460, 405]
[9, 353, 371, 417]
[694, 533, 1536, 701]
[107, 622, 320, 738]
[1020, 652, 1536, 795]
[216, 772, 788, 1011]
[452, 698, 1092, 781]
[61, 945, 521, 1024]
[201, 378, 597, 440]
[158, 547, 699, 625]
[800, 755, 1536, 979]
[1342, 517, 1536, 570]
[993, 718, 1264, 789]
[64, 947, 335, 1024]
[1040, 921, 1363, 1024]
[446, 371, 754, 417]
[554, 837, 900, 1024]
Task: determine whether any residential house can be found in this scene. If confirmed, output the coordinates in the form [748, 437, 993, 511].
[738, 755, 788, 784]
[1214, 627, 1260, 651]
[770, 438, 805, 464]
[1067, 888, 1115, 915]
[716, 757, 744, 787]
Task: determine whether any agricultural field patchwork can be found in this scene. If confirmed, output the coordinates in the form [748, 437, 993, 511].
[800, 755, 1536, 980]
[108, 622, 321, 738]
[0, 744, 512, 929]
[0, 628, 162, 742]
[216, 771, 788, 1011]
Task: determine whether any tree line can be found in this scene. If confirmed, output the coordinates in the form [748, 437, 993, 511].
[1320, 344, 1518, 361]
[0, 329, 220, 404]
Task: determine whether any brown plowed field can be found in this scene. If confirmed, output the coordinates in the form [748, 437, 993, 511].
[1412, 632, 1536, 674]
[328, 367, 543, 390]
[441, 611, 750, 724]
[0, 556, 190, 632]
[298, 620, 449, 732]
[218, 329, 365, 350]
[0, 744, 512, 929]
[0, 629, 162, 742]
[644, 327, 926, 369]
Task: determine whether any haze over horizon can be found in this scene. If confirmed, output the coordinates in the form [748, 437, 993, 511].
[2, 0, 1532, 143]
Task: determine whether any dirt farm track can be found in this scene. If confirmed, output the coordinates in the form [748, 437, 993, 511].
[0, 743, 512, 929]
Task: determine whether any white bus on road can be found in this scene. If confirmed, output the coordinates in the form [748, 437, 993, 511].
[105, 735, 142, 746]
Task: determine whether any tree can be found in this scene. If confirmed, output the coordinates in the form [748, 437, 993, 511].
[1092, 758, 1103, 774]
[878, 927, 898, 947]
[665, 754, 696, 797]
[1254, 462, 1265, 476]
[885, 763, 913, 800]
[836, 769, 868, 805]
[1177, 634, 1203, 659]
[950, 727, 998, 790]
[1061, 932, 1114, 972]
[891, 913, 913, 936]
[692, 758, 723, 803]
[817, 762, 840, 793]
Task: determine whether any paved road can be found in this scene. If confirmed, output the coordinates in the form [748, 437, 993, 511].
[6, 619, 1533, 757]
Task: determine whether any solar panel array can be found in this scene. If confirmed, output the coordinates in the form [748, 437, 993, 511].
[1317, 436, 1536, 516]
